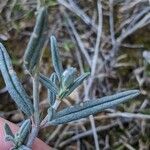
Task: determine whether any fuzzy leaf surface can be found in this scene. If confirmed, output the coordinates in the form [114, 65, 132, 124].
[24, 7, 48, 73]
[48, 90, 140, 125]
[48, 73, 57, 106]
[50, 36, 63, 81]
[17, 119, 31, 143]
[39, 73, 58, 94]
[0, 43, 33, 116]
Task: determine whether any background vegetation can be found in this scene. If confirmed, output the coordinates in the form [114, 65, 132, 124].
[0, 0, 150, 149]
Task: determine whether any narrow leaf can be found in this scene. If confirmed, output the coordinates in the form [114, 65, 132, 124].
[50, 36, 63, 81]
[16, 119, 31, 146]
[0, 43, 33, 116]
[48, 90, 140, 125]
[24, 7, 48, 73]
[39, 73, 58, 94]
[48, 73, 57, 106]
[4, 123, 14, 138]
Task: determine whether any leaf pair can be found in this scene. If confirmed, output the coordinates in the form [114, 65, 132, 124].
[24, 7, 48, 74]
[50, 36, 90, 99]
[39, 36, 62, 106]
[0, 43, 33, 116]
[40, 36, 90, 103]
[46, 90, 140, 125]
[4, 119, 31, 149]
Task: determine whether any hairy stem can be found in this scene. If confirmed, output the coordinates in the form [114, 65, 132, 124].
[40, 99, 61, 128]
[27, 72, 40, 148]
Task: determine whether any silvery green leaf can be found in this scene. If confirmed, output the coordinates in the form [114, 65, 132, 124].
[62, 67, 77, 89]
[39, 73, 58, 94]
[15, 119, 31, 146]
[0, 43, 33, 116]
[4, 123, 16, 146]
[4, 123, 14, 138]
[48, 73, 57, 106]
[50, 36, 63, 81]
[24, 7, 48, 73]
[47, 90, 140, 125]
[18, 119, 31, 139]
[60, 72, 90, 99]
[47, 107, 56, 121]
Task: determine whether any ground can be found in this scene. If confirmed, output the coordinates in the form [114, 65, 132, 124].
[0, 0, 150, 149]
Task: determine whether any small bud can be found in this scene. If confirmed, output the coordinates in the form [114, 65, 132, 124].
[62, 67, 77, 89]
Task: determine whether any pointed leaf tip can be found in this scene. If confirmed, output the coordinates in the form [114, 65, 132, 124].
[16, 119, 31, 146]
[4, 123, 14, 138]
[50, 35, 63, 81]
[39, 73, 58, 94]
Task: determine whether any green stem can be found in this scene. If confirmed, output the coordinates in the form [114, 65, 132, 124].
[40, 99, 61, 128]
[27, 72, 40, 148]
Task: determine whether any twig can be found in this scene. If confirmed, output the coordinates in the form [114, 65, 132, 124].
[91, 0, 103, 77]
[63, 10, 91, 67]
[84, 0, 103, 98]
[55, 125, 70, 148]
[103, 135, 110, 150]
[59, 121, 124, 148]
[46, 125, 63, 144]
[64, 9, 88, 92]
[83, 1, 103, 150]
[57, 0, 97, 30]
[109, 0, 115, 45]
[120, 0, 148, 12]
[117, 12, 150, 43]
[120, 139, 136, 150]
[94, 112, 150, 120]
[89, 115, 100, 150]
